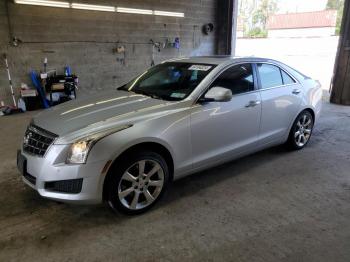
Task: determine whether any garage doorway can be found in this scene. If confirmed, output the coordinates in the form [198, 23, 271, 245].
[235, 0, 344, 96]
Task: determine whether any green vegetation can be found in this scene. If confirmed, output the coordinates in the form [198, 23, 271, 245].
[238, 0, 278, 38]
[246, 27, 268, 38]
[252, 0, 278, 30]
[239, 0, 345, 38]
[326, 0, 345, 35]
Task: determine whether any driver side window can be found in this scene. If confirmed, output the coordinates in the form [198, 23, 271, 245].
[210, 63, 255, 95]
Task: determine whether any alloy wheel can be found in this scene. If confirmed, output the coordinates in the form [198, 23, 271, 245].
[294, 114, 313, 147]
[118, 160, 164, 210]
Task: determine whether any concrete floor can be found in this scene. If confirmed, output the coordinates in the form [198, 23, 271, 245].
[0, 101, 350, 262]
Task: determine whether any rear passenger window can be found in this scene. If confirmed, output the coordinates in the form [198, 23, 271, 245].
[210, 63, 254, 95]
[281, 70, 296, 85]
[257, 64, 283, 88]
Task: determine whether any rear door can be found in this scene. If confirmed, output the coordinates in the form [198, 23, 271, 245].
[190, 63, 262, 169]
[256, 63, 302, 146]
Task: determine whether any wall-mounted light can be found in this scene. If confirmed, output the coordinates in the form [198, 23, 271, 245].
[154, 10, 185, 17]
[14, 0, 70, 8]
[72, 3, 115, 12]
[116, 7, 153, 15]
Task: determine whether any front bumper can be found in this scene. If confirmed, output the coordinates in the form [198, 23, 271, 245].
[17, 145, 107, 204]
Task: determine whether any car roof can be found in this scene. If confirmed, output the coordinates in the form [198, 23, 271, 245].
[165, 55, 309, 81]
[166, 55, 276, 65]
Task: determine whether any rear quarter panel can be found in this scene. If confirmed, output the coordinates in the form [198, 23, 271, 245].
[277, 61, 322, 123]
[300, 79, 322, 123]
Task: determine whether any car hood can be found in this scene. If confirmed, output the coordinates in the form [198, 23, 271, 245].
[33, 90, 180, 139]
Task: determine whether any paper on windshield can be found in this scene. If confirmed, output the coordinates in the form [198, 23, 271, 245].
[170, 93, 186, 99]
[188, 65, 212, 71]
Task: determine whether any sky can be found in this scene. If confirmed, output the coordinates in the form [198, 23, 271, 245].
[277, 0, 328, 13]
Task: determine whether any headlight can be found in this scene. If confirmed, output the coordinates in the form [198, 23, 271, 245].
[67, 139, 94, 164]
[66, 125, 132, 164]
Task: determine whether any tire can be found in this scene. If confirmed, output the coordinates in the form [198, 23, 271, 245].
[106, 151, 170, 215]
[287, 110, 314, 150]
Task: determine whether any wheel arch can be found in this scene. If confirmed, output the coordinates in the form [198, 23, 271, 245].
[285, 107, 316, 142]
[291, 107, 315, 129]
[102, 142, 174, 201]
[286, 107, 315, 149]
[302, 107, 315, 120]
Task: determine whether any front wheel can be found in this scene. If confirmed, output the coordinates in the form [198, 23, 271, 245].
[287, 110, 314, 150]
[106, 151, 170, 215]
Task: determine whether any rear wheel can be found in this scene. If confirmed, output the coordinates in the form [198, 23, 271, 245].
[287, 110, 314, 150]
[106, 151, 170, 215]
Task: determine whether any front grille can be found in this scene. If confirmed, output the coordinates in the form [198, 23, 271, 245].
[23, 172, 36, 185]
[23, 125, 58, 157]
[45, 179, 83, 194]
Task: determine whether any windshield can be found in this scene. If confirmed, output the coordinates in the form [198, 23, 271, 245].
[119, 62, 216, 101]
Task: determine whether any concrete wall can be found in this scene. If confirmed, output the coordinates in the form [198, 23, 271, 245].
[0, 0, 230, 105]
[268, 27, 336, 38]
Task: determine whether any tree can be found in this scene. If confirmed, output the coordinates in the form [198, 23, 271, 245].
[327, 0, 342, 9]
[253, 0, 278, 30]
[238, 0, 278, 37]
[238, 0, 257, 35]
[326, 0, 345, 35]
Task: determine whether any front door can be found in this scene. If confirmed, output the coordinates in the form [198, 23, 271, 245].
[190, 63, 262, 169]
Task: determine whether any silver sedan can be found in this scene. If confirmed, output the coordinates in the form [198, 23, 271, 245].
[17, 56, 322, 214]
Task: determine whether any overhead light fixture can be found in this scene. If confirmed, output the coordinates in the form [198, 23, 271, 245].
[154, 10, 184, 17]
[14, 0, 70, 8]
[71, 3, 115, 12]
[14, 1, 185, 17]
[116, 7, 153, 15]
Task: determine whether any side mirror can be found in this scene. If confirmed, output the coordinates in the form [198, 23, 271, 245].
[201, 87, 232, 102]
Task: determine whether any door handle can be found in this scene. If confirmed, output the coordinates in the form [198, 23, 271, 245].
[292, 89, 301, 95]
[245, 100, 261, 107]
